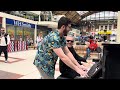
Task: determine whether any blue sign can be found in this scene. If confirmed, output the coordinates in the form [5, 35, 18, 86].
[6, 18, 35, 28]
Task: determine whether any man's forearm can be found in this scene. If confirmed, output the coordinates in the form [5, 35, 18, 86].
[60, 55, 81, 73]
[66, 52, 82, 69]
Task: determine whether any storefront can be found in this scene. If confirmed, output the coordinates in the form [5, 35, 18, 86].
[98, 30, 112, 35]
[6, 18, 35, 41]
[98, 30, 112, 41]
[6, 18, 35, 52]
[0, 17, 2, 29]
[37, 25, 51, 37]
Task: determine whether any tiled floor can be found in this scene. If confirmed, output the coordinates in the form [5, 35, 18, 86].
[0, 47, 101, 79]
[0, 50, 61, 79]
[0, 56, 25, 64]
[0, 70, 24, 79]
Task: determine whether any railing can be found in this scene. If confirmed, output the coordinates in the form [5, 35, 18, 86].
[1, 11, 39, 21]
[8, 40, 28, 52]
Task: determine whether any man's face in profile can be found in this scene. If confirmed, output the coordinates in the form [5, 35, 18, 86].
[39, 33, 42, 37]
[1, 28, 5, 34]
[63, 24, 72, 36]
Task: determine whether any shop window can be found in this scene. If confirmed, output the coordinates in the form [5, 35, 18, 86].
[23, 27, 34, 42]
[114, 24, 117, 29]
[104, 30, 107, 32]
[101, 26, 103, 30]
[6, 25, 15, 41]
[105, 26, 107, 30]
[16, 26, 23, 41]
[40, 14, 45, 21]
[109, 25, 112, 30]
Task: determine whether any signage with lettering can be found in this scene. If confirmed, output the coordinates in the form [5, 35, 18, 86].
[6, 18, 35, 28]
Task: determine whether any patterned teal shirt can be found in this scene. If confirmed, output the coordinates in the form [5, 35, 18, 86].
[33, 30, 66, 78]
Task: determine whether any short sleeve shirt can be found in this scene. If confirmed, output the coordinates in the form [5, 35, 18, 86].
[33, 30, 66, 77]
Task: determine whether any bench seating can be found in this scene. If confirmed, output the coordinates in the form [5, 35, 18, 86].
[27, 45, 36, 50]
[74, 44, 102, 59]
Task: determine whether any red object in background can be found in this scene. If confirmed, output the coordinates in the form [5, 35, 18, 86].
[21, 41, 24, 51]
[26, 41, 28, 50]
[89, 39, 94, 44]
[89, 41, 98, 50]
[14, 41, 18, 52]
[8, 40, 28, 52]
[7, 43, 11, 52]
[0, 17, 2, 24]
[8, 41, 14, 52]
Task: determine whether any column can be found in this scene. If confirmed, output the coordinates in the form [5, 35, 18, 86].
[50, 11, 53, 21]
[99, 25, 101, 30]
[39, 11, 41, 22]
[2, 17, 6, 32]
[34, 24, 37, 45]
[117, 11, 120, 43]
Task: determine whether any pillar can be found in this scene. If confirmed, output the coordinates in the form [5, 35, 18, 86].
[117, 11, 120, 43]
[2, 17, 6, 32]
[34, 24, 37, 45]
[107, 24, 109, 30]
[39, 11, 41, 22]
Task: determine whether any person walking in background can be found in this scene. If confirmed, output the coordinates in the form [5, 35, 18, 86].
[36, 32, 43, 47]
[33, 17, 88, 79]
[0, 27, 10, 63]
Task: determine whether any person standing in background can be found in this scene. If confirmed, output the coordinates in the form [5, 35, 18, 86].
[0, 27, 10, 63]
[36, 32, 43, 47]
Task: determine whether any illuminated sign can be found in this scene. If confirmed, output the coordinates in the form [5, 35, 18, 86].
[6, 18, 35, 28]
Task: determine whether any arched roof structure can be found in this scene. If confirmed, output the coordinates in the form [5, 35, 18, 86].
[52, 11, 117, 25]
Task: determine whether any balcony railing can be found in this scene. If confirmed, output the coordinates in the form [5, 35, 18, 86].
[1, 11, 52, 22]
[1, 11, 39, 21]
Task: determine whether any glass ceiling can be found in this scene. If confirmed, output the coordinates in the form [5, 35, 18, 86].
[29, 11, 118, 22]
[82, 11, 118, 20]
[76, 11, 89, 15]
[30, 11, 89, 16]
[76, 11, 118, 21]
[29, 11, 41, 15]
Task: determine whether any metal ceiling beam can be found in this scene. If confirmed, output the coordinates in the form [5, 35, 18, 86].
[52, 11, 68, 15]
[70, 13, 81, 23]
[52, 11, 97, 24]
[52, 11, 117, 25]
[80, 11, 100, 20]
